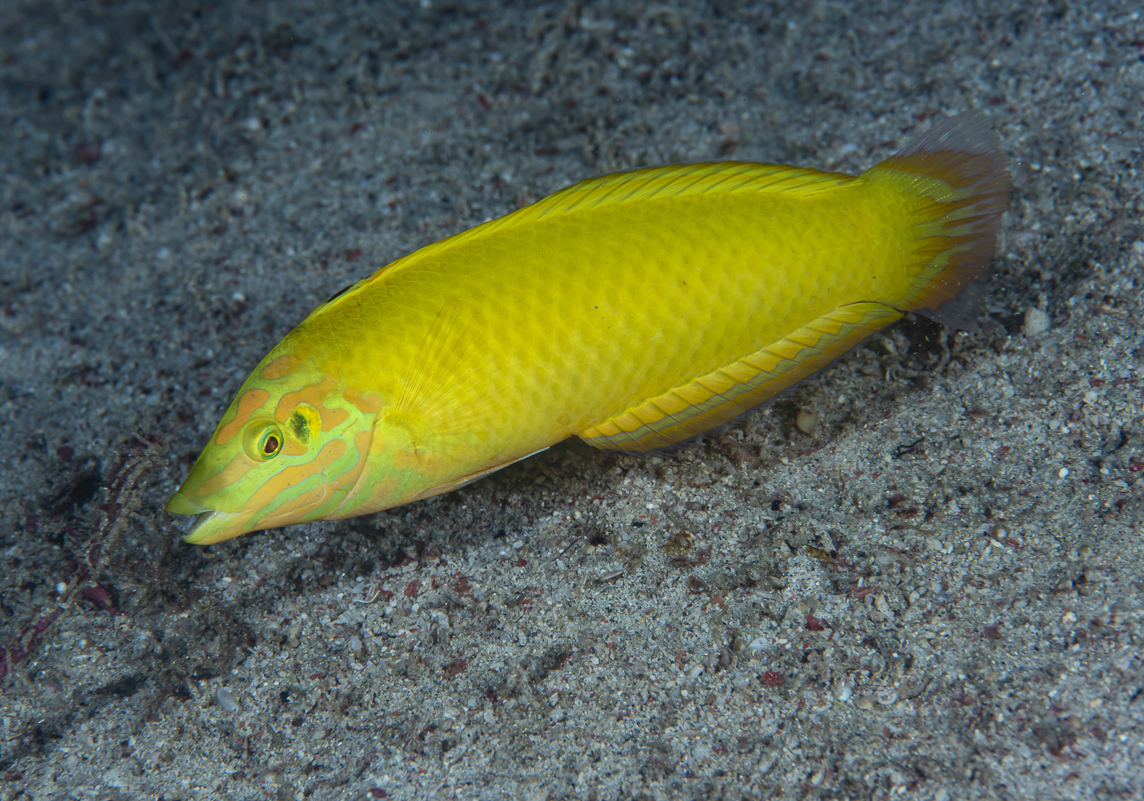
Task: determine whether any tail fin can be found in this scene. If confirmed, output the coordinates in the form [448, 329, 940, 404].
[863, 111, 1012, 331]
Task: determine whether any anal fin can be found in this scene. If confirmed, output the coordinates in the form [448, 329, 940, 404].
[579, 302, 902, 452]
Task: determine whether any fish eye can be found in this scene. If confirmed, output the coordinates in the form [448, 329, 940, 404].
[261, 431, 282, 457]
[244, 421, 284, 462]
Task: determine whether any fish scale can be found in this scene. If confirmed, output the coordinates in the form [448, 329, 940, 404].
[168, 111, 1011, 544]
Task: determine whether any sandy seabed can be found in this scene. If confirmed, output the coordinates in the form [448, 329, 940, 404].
[1, 1, 1142, 799]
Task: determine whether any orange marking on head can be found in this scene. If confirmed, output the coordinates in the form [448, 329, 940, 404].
[324, 430, 377, 520]
[273, 377, 350, 431]
[320, 407, 350, 431]
[198, 452, 256, 496]
[348, 429, 373, 483]
[282, 438, 308, 458]
[354, 429, 372, 455]
[260, 354, 301, 380]
[216, 389, 271, 445]
[344, 386, 383, 415]
[320, 432, 370, 498]
[246, 439, 349, 518]
[325, 431, 372, 495]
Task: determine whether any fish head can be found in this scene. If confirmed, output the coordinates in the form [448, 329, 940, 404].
[165, 351, 380, 544]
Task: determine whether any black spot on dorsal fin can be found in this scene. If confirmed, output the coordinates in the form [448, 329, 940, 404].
[324, 282, 356, 305]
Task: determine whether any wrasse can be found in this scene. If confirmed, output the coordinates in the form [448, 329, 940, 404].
[168, 111, 1011, 544]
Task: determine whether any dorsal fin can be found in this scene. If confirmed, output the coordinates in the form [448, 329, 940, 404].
[510, 161, 853, 221]
[311, 162, 860, 317]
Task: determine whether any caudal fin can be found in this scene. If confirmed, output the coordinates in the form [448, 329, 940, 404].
[863, 111, 1012, 331]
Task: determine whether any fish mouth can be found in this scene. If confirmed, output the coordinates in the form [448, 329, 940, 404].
[165, 491, 209, 516]
[181, 510, 250, 545]
[165, 492, 250, 545]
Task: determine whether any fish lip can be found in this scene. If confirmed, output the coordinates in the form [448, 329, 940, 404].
[166, 493, 249, 544]
[165, 491, 210, 516]
[181, 509, 248, 545]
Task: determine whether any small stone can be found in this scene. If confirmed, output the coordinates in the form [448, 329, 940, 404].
[874, 593, 892, 614]
[1023, 307, 1050, 337]
[796, 409, 817, 434]
[286, 624, 302, 648]
[216, 688, 239, 714]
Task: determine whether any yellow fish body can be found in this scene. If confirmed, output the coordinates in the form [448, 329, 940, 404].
[167, 112, 1011, 544]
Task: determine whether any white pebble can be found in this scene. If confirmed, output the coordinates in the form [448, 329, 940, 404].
[796, 409, 817, 434]
[216, 688, 239, 714]
[1058, 467, 1069, 478]
[1023, 307, 1051, 337]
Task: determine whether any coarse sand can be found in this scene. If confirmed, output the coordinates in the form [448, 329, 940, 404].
[1, 1, 1142, 799]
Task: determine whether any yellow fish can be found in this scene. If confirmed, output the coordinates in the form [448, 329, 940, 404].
[167, 111, 1011, 544]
